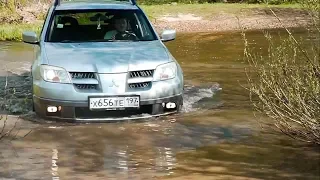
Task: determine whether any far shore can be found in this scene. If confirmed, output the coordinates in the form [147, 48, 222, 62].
[0, 3, 312, 41]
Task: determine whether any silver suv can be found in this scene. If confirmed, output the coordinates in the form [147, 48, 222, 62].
[22, 0, 184, 121]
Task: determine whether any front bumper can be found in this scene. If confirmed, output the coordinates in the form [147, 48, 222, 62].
[33, 71, 183, 121]
[33, 94, 183, 122]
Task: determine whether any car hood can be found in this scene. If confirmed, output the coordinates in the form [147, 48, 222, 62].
[44, 41, 171, 73]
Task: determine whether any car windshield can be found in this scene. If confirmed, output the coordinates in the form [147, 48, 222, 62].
[45, 9, 157, 42]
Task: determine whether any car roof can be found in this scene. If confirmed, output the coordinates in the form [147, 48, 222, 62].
[54, 0, 139, 10]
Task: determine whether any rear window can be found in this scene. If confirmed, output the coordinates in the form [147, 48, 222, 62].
[45, 9, 157, 42]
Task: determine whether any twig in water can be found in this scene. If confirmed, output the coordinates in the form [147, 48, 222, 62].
[0, 115, 8, 139]
[268, 7, 312, 65]
[0, 117, 19, 141]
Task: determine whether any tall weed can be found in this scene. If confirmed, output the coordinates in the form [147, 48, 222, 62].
[242, 0, 320, 145]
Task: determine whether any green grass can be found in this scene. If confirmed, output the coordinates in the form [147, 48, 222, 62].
[0, 23, 42, 41]
[0, 6, 42, 41]
[0, 3, 304, 41]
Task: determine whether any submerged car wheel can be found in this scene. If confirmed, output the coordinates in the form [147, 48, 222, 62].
[29, 66, 34, 112]
[177, 103, 183, 113]
[177, 98, 183, 113]
[31, 74, 35, 112]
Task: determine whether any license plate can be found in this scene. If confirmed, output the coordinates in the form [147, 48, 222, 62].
[89, 96, 140, 110]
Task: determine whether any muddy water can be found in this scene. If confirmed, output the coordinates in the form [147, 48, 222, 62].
[0, 28, 319, 180]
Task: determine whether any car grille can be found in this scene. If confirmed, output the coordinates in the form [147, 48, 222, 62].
[129, 70, 154, 78]
[74, 84, 97, 90]
[69, 72, 95, 79]
[69, 71, 153, 91]
[69, 72, 97, 90]
[128, 82, 151, 89]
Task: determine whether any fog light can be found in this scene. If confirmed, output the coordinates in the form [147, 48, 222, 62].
[47, 106, 58, 113]
[166, 102, 176, 109]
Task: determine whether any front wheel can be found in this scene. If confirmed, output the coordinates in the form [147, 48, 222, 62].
[31, 75, 35, 112]
[176, 99, 183, 113]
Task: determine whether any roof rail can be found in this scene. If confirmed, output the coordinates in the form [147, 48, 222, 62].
[53, 0, 135, 6]
[130, 0, 136, 5]
[54, 0, 60, 6]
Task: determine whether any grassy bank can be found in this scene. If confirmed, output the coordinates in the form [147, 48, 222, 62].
[0, 23, 42, 41]
[0, 3, 304, 41]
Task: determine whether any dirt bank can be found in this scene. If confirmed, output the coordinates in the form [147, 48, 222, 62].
[151, 8, 312, 33]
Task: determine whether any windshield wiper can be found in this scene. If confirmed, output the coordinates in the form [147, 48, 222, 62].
[86, 39, 115, 42]
[58, 39, 143, 43]
[59, 40, 111, 43]
[59, 40, 81, 43]
[86, 39, 140, 42]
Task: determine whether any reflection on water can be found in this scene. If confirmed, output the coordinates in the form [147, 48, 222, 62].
[0, 28, 319, 179]
[0, 120, 318, 179]
[0, 41, 34, 76]
[52, 149, 59, 180]
[0, 118, 252, 179]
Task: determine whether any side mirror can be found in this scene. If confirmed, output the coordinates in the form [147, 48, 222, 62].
[22, 31, 39, 44]
[160, 29, 176, 42]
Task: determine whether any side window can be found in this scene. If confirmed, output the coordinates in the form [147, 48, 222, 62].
[135, 13, 153, 40]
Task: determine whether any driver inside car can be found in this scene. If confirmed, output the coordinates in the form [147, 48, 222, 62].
[104, 15, 138, 40]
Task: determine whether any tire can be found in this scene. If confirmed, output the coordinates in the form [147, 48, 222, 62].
[176, 101, 183, 113]
[151, 103, 164, 115]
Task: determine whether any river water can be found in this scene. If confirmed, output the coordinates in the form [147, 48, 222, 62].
[0, 28, 319, 180]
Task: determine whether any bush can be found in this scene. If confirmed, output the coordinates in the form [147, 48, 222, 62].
[246, 0, 299, 3]
[242, 0, 320, 145]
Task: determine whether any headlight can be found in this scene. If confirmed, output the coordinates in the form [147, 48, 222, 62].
[153, 62, 177, 81]
[40, 65, 71, 83]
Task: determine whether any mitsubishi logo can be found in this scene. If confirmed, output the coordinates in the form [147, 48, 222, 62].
[109, 79, 119, 87]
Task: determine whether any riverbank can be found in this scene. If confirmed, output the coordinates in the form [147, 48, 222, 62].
[0, 3, 312, 41]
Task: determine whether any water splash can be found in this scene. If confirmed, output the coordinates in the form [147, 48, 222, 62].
[181, 83, 222, 113]
[0, 69, 222, 119]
